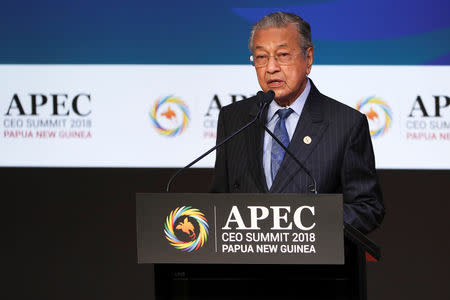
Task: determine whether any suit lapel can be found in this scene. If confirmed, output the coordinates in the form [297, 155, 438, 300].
[270, 83, 329, 193]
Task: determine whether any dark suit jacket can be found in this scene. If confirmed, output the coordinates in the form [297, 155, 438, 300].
[210, 81, 384, 233]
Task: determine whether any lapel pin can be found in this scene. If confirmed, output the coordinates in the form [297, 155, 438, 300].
[303, 136, 312, 144]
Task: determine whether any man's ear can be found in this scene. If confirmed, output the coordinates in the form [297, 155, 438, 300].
[306, 47, 314, 75]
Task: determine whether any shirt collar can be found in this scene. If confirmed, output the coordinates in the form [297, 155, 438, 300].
[266, 78, 311, 123]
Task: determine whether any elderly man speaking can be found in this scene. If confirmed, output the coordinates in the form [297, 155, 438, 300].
[211, 11, 384, 234]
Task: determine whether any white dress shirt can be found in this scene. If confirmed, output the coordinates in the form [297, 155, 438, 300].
[263, 79, 311, 189]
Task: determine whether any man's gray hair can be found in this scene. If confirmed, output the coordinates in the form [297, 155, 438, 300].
[248, 11, 314, 57]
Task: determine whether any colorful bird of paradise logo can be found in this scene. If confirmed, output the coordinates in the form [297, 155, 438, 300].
[149, 96, 190, 137]
[356, 96, 393, 138]
[164, 206, 209, 252]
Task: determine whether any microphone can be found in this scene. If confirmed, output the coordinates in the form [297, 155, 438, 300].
[263, 90, 275, 105]
[165, 90, 275, 192]
[263, 125, 318, 194]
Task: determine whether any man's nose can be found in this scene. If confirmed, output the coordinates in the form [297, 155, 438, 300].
[266, 56, 281, 73]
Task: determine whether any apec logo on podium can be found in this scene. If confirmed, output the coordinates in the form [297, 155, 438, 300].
[137, 194, 344, 264]
[162, 204, 318, 256]
[164, 206, 209, 252]
[218, 205, 317, 255]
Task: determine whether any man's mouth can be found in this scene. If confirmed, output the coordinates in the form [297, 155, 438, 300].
[267, 79, 284, 87]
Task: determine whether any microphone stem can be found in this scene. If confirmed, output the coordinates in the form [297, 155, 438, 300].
[166, 102, 268, 192]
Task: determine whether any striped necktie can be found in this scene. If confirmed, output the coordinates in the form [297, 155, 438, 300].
[271, 108, 294, 180]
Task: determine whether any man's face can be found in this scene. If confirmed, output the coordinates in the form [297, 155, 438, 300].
[252, 23, 313, 106]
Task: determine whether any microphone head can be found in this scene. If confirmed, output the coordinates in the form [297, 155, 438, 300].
[250, 91, 265, 115]
[256, 90, 265, 100]
[256, 91, 265, 106]
[263, 90, 275, 104]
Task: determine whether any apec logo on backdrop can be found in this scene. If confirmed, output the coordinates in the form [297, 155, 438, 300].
[355, 96, 393, 138]
[149, 95, 190, 137]
[2, 93, 93, 139]
[405, 95, 450, 141]
[4, 93, 92, 117]
[355, 94, 450, 141]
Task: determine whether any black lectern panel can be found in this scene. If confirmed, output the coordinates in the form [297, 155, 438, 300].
[154, 241, 365, 300]
[137, 193, 344, 265]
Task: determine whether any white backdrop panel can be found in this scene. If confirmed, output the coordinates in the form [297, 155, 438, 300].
[1, 65, 449, 169]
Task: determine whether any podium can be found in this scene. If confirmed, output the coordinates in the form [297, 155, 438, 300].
[136, 193, 380, 300]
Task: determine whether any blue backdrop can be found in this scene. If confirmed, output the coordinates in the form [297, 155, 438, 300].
[1, 0, 449, 64]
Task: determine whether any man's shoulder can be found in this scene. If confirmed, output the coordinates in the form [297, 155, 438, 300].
[314, 90, 365, 122]
[324, 95, 362, 115]
[307, 79, 364, 121]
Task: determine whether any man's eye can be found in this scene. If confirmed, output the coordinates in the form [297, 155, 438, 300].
[256, 55, 267, 59]
[278, 53, 290, 57]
